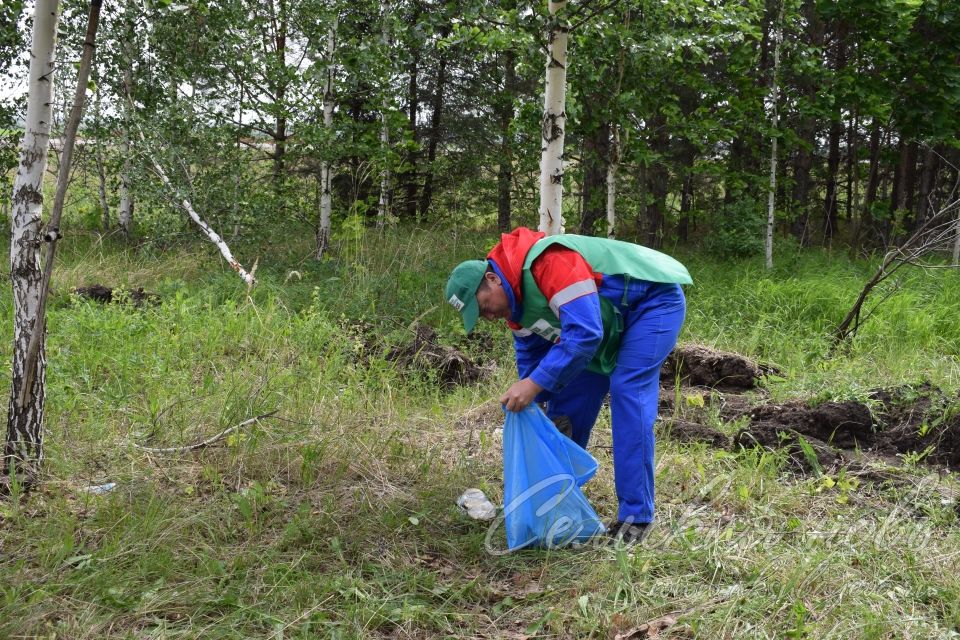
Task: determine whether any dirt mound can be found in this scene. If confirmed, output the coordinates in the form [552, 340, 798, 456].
[386, 324, 491, 388]
[871, 384, 960, 468]
[661, 419, 730, 448]
[74, 284, 158, 306]
[742, 400, 875, 449]
[660, 344, 772, 391]
[716, 384, 960, 470]
[733, 425, 843, 473]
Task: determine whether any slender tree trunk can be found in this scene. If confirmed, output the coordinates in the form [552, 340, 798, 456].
[823, 118, 843, 243]
[854, 118, 882, 249]
[147, 157, 256, 286]
[677, 170, 693, 244]
[496, 51, 516, 233]
[271, 0, 288, 187]
[915, 145, 938, 228]
[579, 115, 608, 235]
[675, 134, 697, 243]
[418, 33, 448, 219]
[606, 126, 619, 238]
[539, 0, 568, 236]
[377, 0, 392, 226]
[890, 139, 918, 232]
[846, 112, 857, 222]
[605, 7, 628, 240]
[316, 19, 337, 259]
[93, 80, 110, 232]
[643, 114, 669, 249]
[117, 6, 135, 237]
[953, 211, 960, 266]
[790, 137, 814, 244]
[765, 2, 783, 269]
[789, 0, 824, 245]
[400, 17, 420, 220]
[847, 114, 862, 255]
[635, 157, 648, 237]
[823, 20, 847, 244]
[6, 0, 60, 481]
[14, 0, 100, 485]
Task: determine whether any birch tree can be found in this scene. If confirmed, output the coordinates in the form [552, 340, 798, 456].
[6, 0, 59, 479]
[538, 0, 568, 236]
[606, 126, 619, 238]
[606, 13, 627, 239]
[376, 0, 392, 226]
[117, 3, 136, 236]
[765, 2, 784, 270]
[316, 17, 338, 258]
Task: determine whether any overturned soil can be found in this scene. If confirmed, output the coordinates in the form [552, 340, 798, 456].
[658, 364, 960, 475]
[660, 344, 777, 391]
[74, 284, 159, 306]
[386, 324, 492, 388]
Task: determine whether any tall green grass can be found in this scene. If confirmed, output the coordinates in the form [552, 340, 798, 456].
[0, 227, 957, 638]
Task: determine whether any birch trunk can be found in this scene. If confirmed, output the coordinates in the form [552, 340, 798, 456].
[765, 2, 783, 270]
[93, 84, 110, 231]
[606, 126, 618, 238]
[316, 18, 337, 259]
[376, 0, 392, 226]
[7, 0, 60, 479]
[117, 9, 134, 237]
[377, 104, 391, 224]
[954, 213, 960, 266]
[147, 156, 256, 287]
[17, 0, 102, 438]
[538, 0, 568, 236]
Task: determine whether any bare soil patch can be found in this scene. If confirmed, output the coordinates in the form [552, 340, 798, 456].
[74, 284, 159, 306]
[660, 344, 776, 391]
[385, 324, 492, 388]
[655, 347, 960, 475]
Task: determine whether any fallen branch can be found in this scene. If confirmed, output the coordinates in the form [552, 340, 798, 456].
[132, 122, 257, 288]
[133, 410, 277, 454]
[147, 154, 257, 288]
[833, 201, 960, 346]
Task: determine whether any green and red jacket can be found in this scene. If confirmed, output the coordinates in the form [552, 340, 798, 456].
[486, 228, 691, 390]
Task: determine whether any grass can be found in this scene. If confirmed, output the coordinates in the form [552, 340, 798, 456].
[0, 225, 959, 638]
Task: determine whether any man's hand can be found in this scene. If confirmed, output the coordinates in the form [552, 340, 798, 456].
[500, 378, 543, 412]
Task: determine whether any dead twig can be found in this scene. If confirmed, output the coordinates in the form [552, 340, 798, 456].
[133, 411, 278, 455]
[833, 201, 960, 346]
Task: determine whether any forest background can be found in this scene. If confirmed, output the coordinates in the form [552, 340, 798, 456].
[2, 0, 960, 637]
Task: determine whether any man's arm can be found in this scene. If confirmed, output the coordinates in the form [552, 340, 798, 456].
[526, 247, 604, 393]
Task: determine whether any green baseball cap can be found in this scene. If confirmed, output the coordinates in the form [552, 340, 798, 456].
[445, 260, 487, 333]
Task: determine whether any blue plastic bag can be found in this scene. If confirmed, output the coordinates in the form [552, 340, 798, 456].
[502, 404, 606, 550]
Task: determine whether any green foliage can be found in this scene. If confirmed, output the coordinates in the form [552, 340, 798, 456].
[704, 199, 766, 258]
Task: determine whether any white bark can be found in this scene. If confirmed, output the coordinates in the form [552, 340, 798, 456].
[953, 213, 960, 266]
[377, 103, 391, 225]
[118, 142, 133, 234]
[19, 0, 101, 416]
[147, 155, 256, 287]
[94, 87, 110, 230]
[317, 18, 337, 258]
[606, 126, 619, 238]
[377, 0, 392, 226]
[765, 3, 784, 270]
[7, 0, 60, 472]
[538, 0, 568, 236]
[118, 12, 134, 236]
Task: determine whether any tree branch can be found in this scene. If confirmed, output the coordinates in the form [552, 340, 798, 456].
[134, 411, 277, 454]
